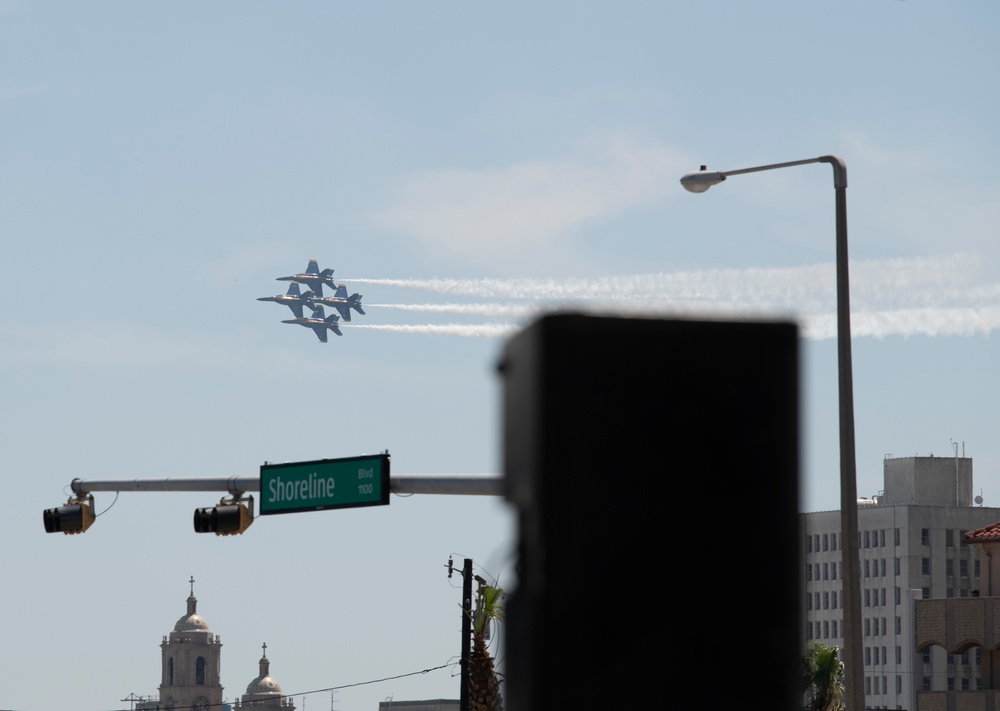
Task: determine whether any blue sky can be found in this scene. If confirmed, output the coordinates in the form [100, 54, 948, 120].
[2, 2, 999, 710]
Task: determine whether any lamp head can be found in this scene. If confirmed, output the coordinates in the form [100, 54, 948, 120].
[680, 166, 726, 193]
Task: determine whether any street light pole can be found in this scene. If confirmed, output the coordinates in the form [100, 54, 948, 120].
[681, 156, 863, 711]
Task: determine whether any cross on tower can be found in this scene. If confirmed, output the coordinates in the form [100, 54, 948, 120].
[262, 642, 267, 658]
[190, 576, 195, 596]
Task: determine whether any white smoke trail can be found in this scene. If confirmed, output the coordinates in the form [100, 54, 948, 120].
[347, 254, 993, 307]
[343, 253, 1000, 340]
[368, 303, 538, 318]
[349, 323, 519, 338]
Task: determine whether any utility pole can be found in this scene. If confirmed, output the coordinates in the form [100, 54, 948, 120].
[447, 556, 474, 711]
[461, 558, 472, 711]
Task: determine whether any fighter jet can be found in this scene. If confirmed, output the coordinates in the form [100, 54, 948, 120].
[257, 281, 315, 320]
[306, 284, 366, 322]
[276, 259, 336, 296]
[282, 306, 343, 343]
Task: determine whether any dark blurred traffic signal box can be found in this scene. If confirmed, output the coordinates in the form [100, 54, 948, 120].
[500, 313, 801, 711]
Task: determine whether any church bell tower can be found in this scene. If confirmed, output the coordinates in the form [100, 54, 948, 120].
[146, 578, 224, 711]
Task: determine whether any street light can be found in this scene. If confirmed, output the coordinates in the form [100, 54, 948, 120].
[681, 155, 863, 711]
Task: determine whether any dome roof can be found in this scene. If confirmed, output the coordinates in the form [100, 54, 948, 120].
[174, 613, 210, 632]
[246, 650, 283, 696]
[174, 594, 212, 633]
[246, 673, 283, 695]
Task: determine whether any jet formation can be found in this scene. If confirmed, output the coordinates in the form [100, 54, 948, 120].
[259, 260, 366, 343]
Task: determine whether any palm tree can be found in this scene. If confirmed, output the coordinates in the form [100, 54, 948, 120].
[802, 642, 846, 711]
[468, 582, 505, 711]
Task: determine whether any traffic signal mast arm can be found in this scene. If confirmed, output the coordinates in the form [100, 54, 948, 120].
[68, 473, 503, 497]
[47, 472, 502, 536]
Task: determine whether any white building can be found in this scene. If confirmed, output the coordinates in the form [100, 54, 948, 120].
[803, 455, 1000, 711]
[135, 583, 293, 711]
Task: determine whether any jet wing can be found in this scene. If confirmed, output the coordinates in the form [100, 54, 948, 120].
[288, 302, 304, 320]
[309, 324, 329, 343]
[332, 303, 351, 322]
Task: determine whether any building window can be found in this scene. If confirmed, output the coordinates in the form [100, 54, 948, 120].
[895, 528, 900, 546]
[947, 588, 954, 598]
[874, 677, 880, 694]
[168, 658, 174, 686]
[824, 621, 830, 639]
[895, 617, 901, 634]
[962, 678, 970, 691]
[923, 677, 931, 691]
[874, 647, 880, 665]
[865, 619, 871, 636]
[824, 592, 830, 610]
[824, 563, 829, 580]
[895, 557, 901, 576]
[895, 587, 901, 605]
[880, 530, 886, 547]
[881, 588, 886, 606]
[947, 529, 955, 547]
[896, 676, 902, 694]
[815, 563, 821, 580]
[881, 559, 887, 577]
[960, 559, 969, 577]
[834, 533, 839, 550]
[865, 531, 871, 548]
[865, 589, 871, 607]
[807, 535, 813, 553]
[832, 562, 838, 580]
[807, 594, 813, 610]
[196, 657, 206, 685]
[922, 558, 930, 575]
[896, 646, 902, 665]
[922, 587, 931, 599]
[832, 591, 838, 609]
[865, 560, 871, 578]
[922, 528, 930, 546]
[946, 559, 954, 576]
[947, 678, 955, 691]
[865, 647, 871, 665]
[976, 559, 981, 576]
[823, 533, 829, 551]
[873, 618, 879, 635]
[807, 622, 814, 640]
[882, 617, 887, 635]
[832, 620, 838, 638]
[866, 677, 872, 695]
[815, 534, 821, 552]
[816, 592, 821, 610]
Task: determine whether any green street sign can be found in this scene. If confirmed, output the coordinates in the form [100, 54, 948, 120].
[259, 454, 390, 515]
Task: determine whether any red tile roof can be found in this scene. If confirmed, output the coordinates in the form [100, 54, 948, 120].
[963, 521, 1000, 543]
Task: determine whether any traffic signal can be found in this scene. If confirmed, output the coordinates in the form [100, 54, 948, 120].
[193, 495, 254, 536]
[43, 495, 96, 534]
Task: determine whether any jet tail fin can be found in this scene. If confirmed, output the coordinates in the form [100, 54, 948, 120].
[325, 312, 343, 336]
[349, 294, 365, 315]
